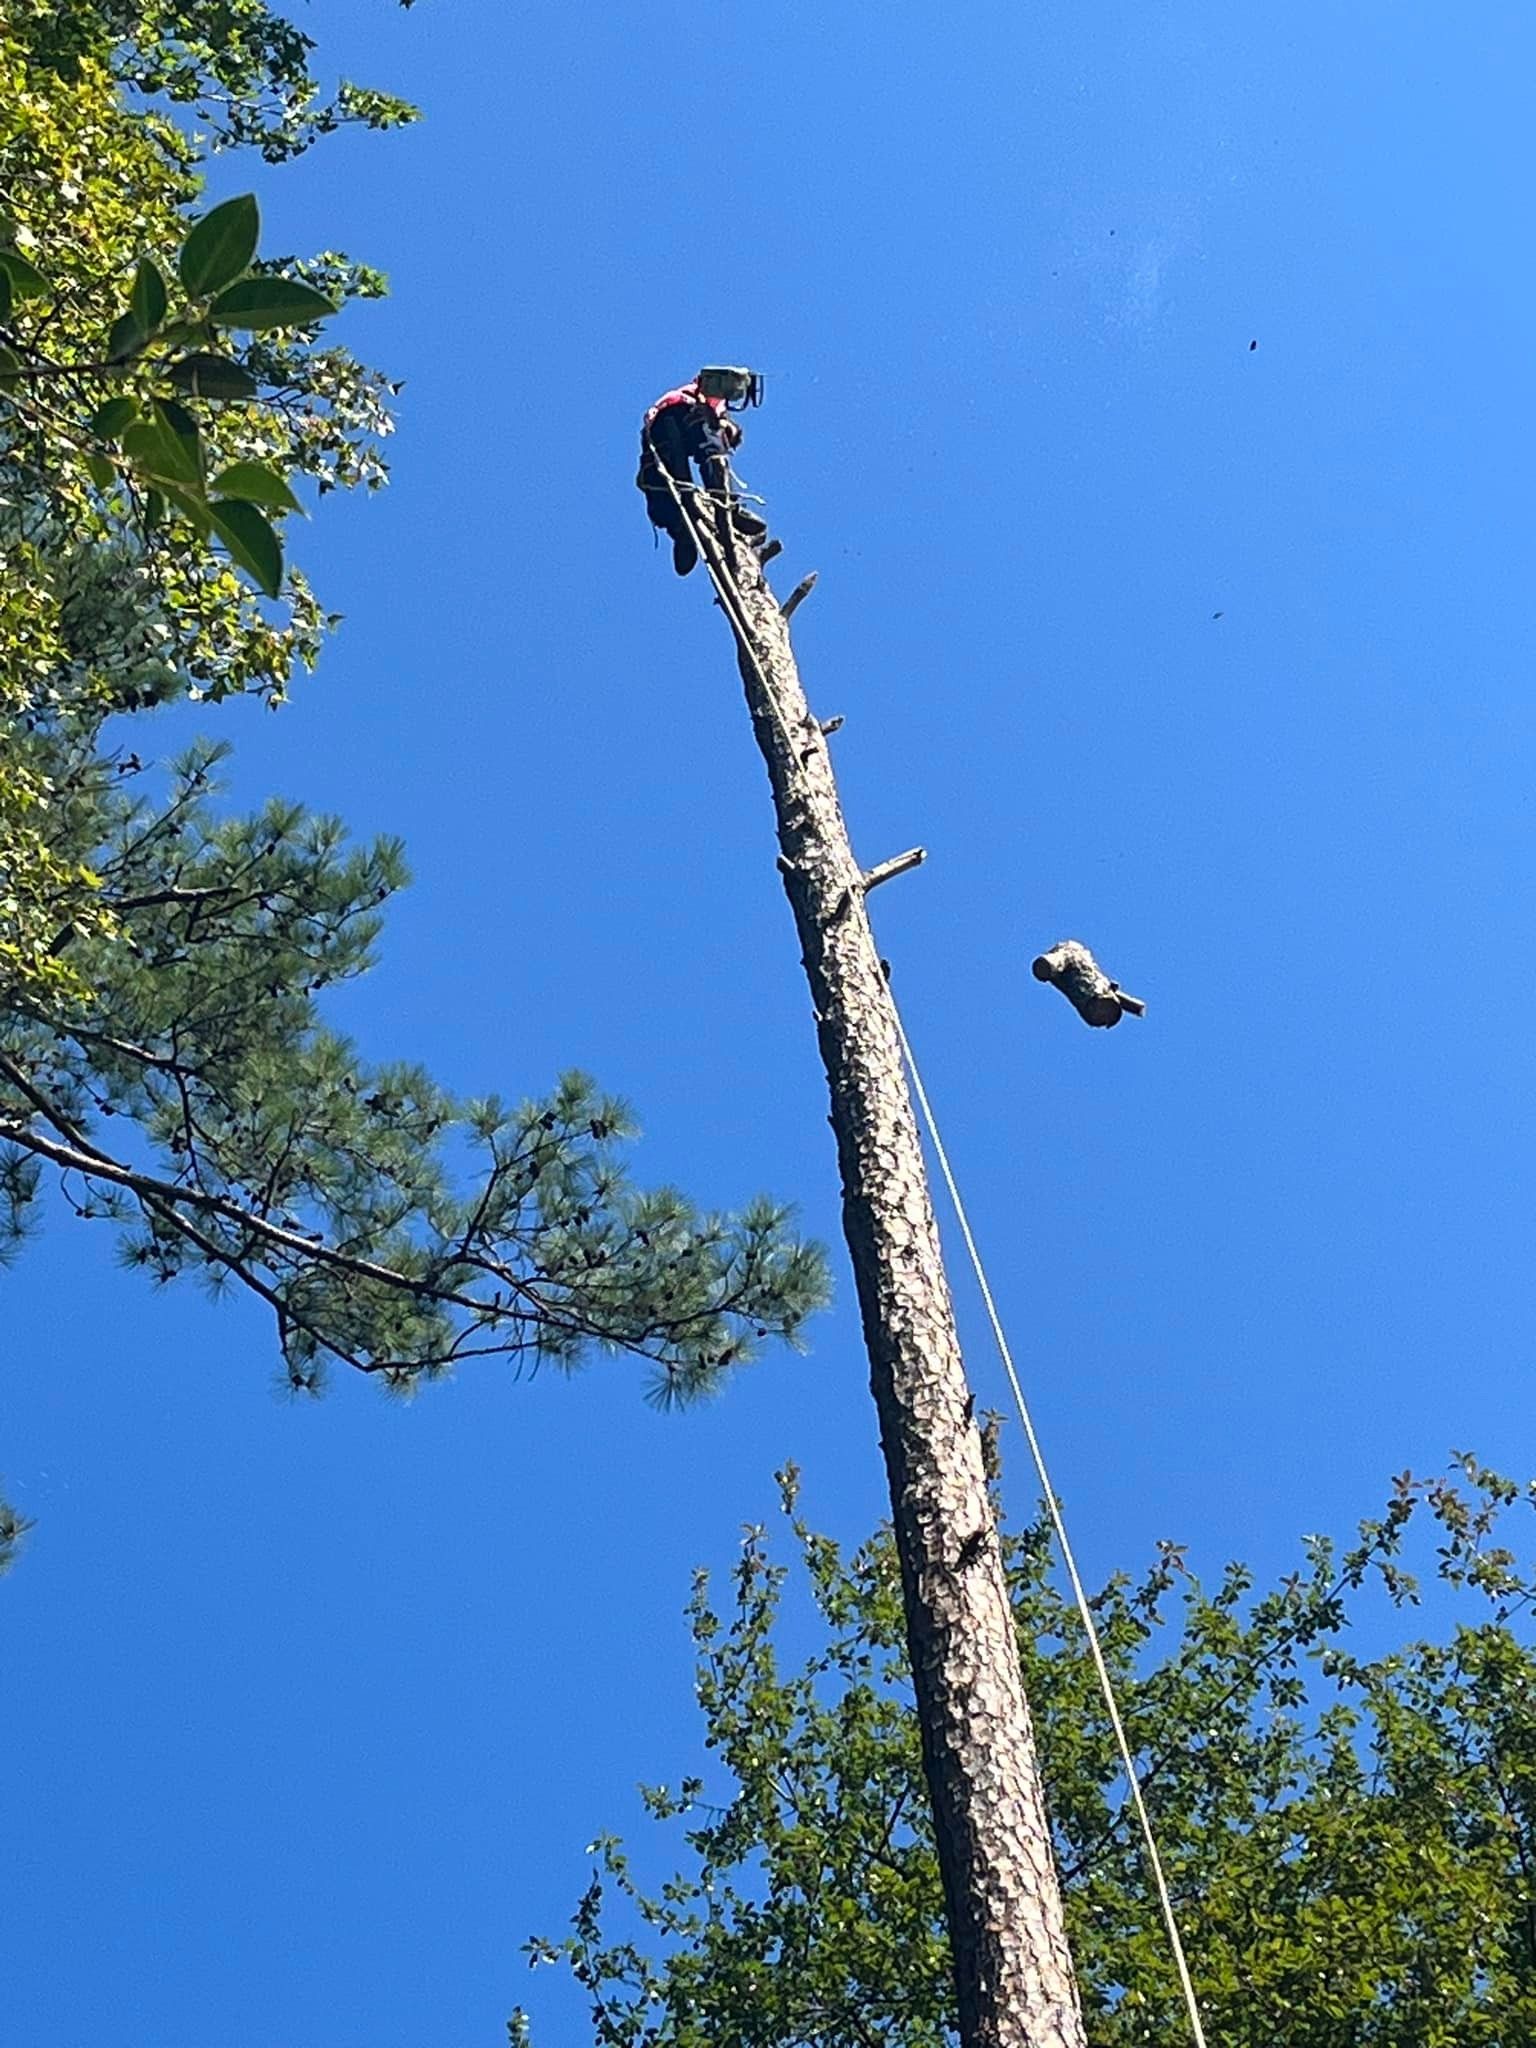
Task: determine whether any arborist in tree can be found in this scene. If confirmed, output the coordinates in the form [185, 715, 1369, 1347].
[637, 367, 768, 576]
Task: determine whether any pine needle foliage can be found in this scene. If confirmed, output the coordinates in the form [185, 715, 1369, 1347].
[0, 1488, 35, 1574]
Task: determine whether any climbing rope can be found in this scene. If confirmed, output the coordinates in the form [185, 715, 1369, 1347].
[649, 457, 1211, 2048]
[888, 1003, 1211, 2048]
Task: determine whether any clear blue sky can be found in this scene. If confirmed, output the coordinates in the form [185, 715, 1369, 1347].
[6, 2, 1535, 2042]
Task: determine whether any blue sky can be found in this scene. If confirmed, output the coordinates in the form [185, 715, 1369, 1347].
[6, 1, 1535, 2042]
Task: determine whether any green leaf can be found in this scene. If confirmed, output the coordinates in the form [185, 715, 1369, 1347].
[89, 396, 138, 439]
[84, 451, 116, 489]
[149, 397, 205, 483]
[166, 353, 259, 400]
[211, 461, 303, 514]
[153, 395, 200, 445]
[0, 343, 21, 388]
[130, 257, 167, 335]
[143, 487, 165, 531]
[0, 268, 11, 324]
[157, 481, 213, 539]
[0, 250, 52, 301]
[209, 275, 337, 331]
[106, 310, 147, 364]
[157, 319, 209, 350]
[178, 194, 259, 298]
[209, 498, 283, 596]
[122, 414, 201, 488]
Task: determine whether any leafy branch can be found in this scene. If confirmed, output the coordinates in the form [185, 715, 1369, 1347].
[3, 194, 339, 594]
[521, 1460, 1536, 2046]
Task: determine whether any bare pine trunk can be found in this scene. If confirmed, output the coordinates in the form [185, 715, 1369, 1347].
[709, 529, 1088, 2048]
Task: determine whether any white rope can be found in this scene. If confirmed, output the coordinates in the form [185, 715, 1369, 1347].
[651, 452, 1208, 2044]
[888, 1002, 1210, 2048]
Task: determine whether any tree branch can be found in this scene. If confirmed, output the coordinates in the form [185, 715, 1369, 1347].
[861, 848, 926, 895]
[0, 1085, 780, 1374]
[0, 1096, 513, 1318]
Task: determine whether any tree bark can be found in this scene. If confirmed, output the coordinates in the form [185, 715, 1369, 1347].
[706, 526, 1088, 2048]
[1031, 940, 1146, 1028]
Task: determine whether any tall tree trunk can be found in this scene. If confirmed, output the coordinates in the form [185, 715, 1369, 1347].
[704, 525, 1088, 2048]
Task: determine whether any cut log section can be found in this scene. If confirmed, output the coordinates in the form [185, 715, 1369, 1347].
[1032, 940, 1146, 1028]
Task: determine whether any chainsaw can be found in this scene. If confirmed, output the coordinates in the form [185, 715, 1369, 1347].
[695, 365, 764, 411]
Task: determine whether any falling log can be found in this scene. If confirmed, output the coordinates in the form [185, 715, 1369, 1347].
[1031, 940, 1146, 1029]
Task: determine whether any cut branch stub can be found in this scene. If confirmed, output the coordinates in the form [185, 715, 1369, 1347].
[862, 847, 926, 894]
[1031, 940, 1146, 1028]
[781, 571, 818, 619]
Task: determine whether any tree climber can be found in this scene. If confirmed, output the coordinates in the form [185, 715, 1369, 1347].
[637, 370, 768, 577]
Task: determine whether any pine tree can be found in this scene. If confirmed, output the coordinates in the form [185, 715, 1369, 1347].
[0, 5, 828, 1472]
[659, 501, 1083, 2045]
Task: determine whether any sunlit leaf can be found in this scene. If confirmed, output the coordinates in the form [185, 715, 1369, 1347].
[156, 319, 209, 350]
[211, 461, 303, 514]
[209, 275, 337, 331]
[209, 497, 283, 596]
[122, 413, 201, 487]
[0, 249, 52, 300]
[178, 194, 259, 298]
[157, 480, 214, 539]
[130, 257, 167, 334]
